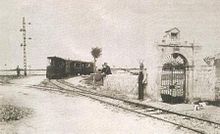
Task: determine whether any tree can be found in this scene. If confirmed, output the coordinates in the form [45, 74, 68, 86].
[91, 47, 102, 72]
[91, 47, 102, 88]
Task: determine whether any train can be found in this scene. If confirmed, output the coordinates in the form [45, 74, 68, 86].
[46, 56, 94, 79]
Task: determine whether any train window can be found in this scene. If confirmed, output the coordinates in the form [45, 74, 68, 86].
[60, 61, 65, 68]
[70, 63, 74, 67]
[54, 60, 58, 66]
[76, 63, 80, 67]
[49, 59, 56, 66]
[47, 59, 52, 66]
[85, 64, 91, 68]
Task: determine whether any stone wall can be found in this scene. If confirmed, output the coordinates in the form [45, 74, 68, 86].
[103, 73, 138, 98]
[215, 66, 220, 100]
[193, 66, 216, 101]
[103, 66, 217, 102]
[103, 70, 160, 100]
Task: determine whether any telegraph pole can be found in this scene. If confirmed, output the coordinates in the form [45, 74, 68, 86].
[20, 17, 31, 76]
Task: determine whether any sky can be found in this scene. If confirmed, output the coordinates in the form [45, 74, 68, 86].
[1, 0, 220, 69]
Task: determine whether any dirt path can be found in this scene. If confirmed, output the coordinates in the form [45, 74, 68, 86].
[0, 76, 193, 134]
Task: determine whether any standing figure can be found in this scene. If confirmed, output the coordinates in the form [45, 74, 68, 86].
[16, 65, 20, 77]
[101, 62, 112, 86]
[101, 62, 112, 75]
[138, 63, 147, 100]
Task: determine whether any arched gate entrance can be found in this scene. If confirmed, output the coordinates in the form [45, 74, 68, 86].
[161, 53, 188, 103]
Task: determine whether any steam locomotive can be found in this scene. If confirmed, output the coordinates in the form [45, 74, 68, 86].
[46, 56, 94, 79]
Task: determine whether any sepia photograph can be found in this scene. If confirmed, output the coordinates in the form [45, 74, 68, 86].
[0, 0, 220, 133]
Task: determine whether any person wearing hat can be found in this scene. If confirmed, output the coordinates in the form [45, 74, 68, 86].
[138, 63, 148, 100]
[101, 62, 112, 75]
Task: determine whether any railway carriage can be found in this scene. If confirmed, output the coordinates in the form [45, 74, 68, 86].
[46, 56, 94, 79]
[81, 62, 94, 75]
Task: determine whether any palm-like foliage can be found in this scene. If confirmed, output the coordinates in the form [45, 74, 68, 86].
[91, 47, 102, 60]
[91, 47, 102, 87]
[91, 47, 102, 72]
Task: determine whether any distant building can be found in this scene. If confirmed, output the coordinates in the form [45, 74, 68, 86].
[150, 27, 218, 103]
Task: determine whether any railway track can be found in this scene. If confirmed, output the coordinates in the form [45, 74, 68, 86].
[31, 80, 220, 134]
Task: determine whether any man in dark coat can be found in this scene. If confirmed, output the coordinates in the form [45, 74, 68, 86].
[101, 62, 112, 75]
[138, 63, 147, 100]
[16, 65, 20, 77]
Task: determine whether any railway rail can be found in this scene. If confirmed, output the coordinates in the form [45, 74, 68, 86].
[30, 79, 220, 134]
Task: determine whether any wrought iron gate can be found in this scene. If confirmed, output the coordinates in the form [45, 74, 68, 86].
[161, 54, 187, 103]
